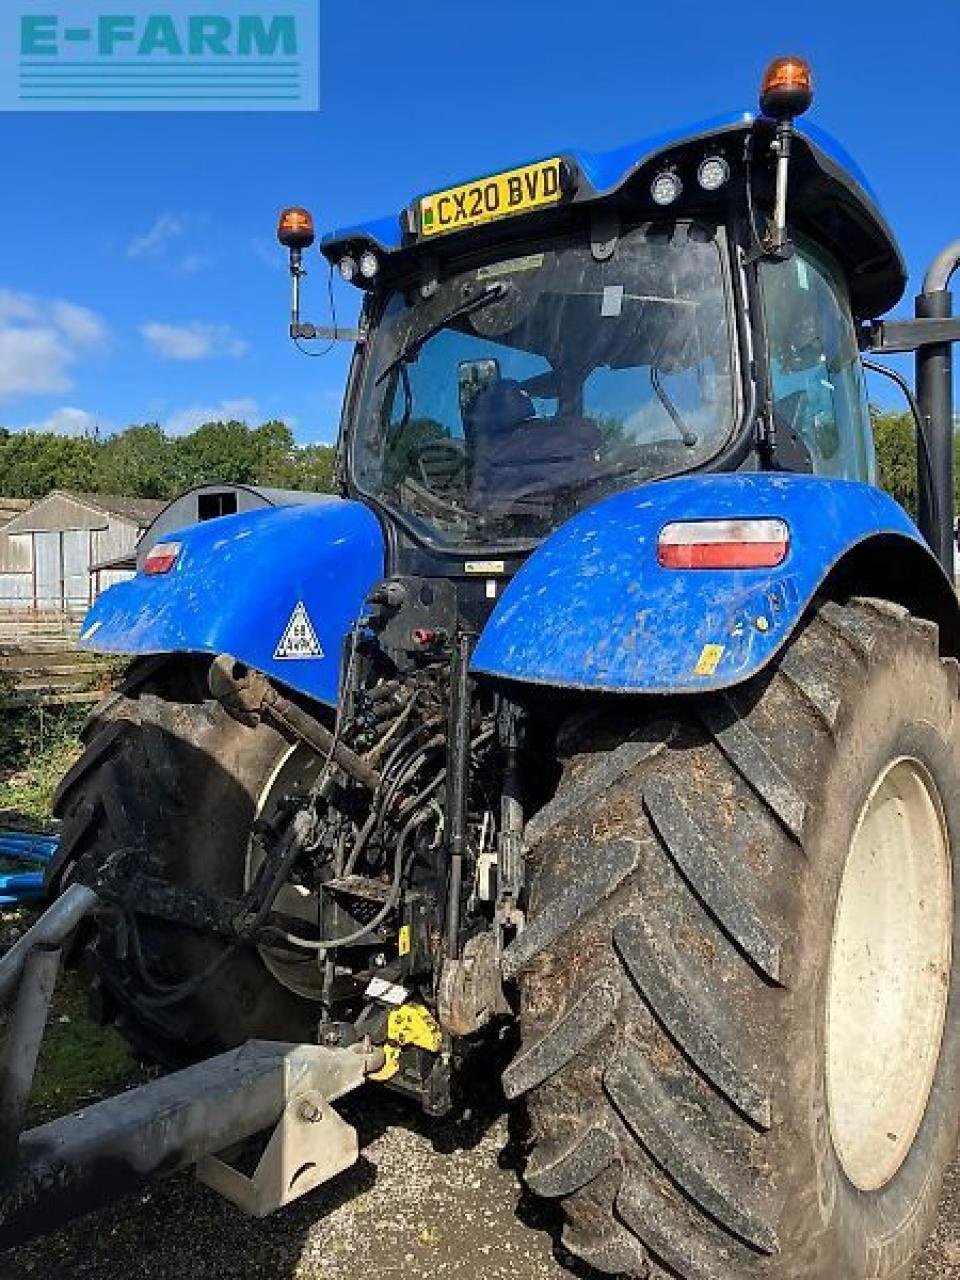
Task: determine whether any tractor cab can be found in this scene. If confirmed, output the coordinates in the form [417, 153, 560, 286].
[281, 57, 908, 563]
[350, 220, 733, 548]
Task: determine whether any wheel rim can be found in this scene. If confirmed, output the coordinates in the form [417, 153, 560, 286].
[245, 743, 326, 1001]
[826, 756, 953, 1192]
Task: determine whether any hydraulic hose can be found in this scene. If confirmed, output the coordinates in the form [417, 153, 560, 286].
[266, 807, 430, 952]
[134, 809, 317, 1008]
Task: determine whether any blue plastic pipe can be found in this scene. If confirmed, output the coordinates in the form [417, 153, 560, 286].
[0, 831, 59, 904]
[0, 872, 44, 897]
[0, 833, 58, 864]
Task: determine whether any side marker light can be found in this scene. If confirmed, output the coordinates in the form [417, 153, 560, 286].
[143, 541, 182, 575]
[657, 519, 790, 569]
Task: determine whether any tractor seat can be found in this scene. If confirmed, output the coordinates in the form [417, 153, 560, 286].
[469, 390, 604, 511]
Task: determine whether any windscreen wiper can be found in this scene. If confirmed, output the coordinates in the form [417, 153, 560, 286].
[650, 366, 699, 447]
[375, 283, 506, 385]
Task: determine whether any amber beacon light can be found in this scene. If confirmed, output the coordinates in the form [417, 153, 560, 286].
[277, 206, 316, 250]
[759, 55, 814, 121]
[277, 207, 317, 339]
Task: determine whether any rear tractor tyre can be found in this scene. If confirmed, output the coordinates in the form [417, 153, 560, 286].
[504, 598, 960, 1279]
[51, 659, 325, 1065]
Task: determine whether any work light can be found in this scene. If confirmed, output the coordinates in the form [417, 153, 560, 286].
[651, 171, 682, 207]
[359, 251, 380, 280]
[697, 156, 730, 192]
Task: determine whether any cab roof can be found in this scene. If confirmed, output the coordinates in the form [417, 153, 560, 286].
[321, 111, 906, 318]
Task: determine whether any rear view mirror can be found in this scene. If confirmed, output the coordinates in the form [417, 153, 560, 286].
[459, 358, 501, 418]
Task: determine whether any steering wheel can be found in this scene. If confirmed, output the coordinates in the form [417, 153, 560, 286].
[410, 438, 468, 495]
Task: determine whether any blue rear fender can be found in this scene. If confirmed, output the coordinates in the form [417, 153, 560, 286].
[471, 473, 960, 695]
[79, 498, 385, 707]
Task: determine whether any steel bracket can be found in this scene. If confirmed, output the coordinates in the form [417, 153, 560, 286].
[0, 1040, 376, 1250]
[197, 1085, 358, 1216]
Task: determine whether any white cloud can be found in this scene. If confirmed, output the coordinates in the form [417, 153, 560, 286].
[164, 397, 260, 437]
[0, 289, 109, 402]
[0, 293, 39, 324]
[15, 407, 104, 437]
[140, 322, 248, 361]
[50, 300, 109, 349]
[0, 328, 72, 399]
[126, 213, 185, 260]
[126, 215, 214, 273]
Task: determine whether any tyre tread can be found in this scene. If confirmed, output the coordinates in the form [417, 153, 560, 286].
[503, 977, 620, 1099]
[510, 599, 932, 1278]
[642, 777, 782, 983]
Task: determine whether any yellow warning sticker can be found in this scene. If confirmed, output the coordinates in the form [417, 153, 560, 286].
[398, 925, 411, 958]
[694, 644, 725, 676]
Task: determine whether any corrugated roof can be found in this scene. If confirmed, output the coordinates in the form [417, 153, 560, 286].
[61, 492, 166, 524]
[0, 490, 166, 535]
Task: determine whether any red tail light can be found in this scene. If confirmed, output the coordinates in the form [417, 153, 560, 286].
[657, 519, 790, 570]
[143, 541, 182, 575]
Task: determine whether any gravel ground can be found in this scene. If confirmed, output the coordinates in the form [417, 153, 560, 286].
[5, 1069, 960, 1280]
[2, 1065, 578, 1280]
[2, 889, 959, 1280]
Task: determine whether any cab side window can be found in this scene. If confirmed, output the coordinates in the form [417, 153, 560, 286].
[760, 241, 874, 481]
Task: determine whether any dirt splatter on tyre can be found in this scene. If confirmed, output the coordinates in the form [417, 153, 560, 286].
[52, 658, 318, 1065]
[504, 598, 960, 1278]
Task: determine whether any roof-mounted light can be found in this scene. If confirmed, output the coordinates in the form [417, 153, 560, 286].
[276, 206, 315, 251]
[758, 56, 814, 256]
[359, 250, 379, 280]
[697, 155, 730, 192]
[339, 255, 359, 283]
[759, 55, 813, 121]
[651, 171, 682, 207]
[657, 519, 790, 570]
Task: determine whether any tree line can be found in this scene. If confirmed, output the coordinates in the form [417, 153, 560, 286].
[871, 410, 920, 515]
[0, 411, 948, 514]
[0, 420, 337, 500]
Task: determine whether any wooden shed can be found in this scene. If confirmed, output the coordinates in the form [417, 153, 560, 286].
[0, 491, 163, 616]
[0, 498, 31, 527]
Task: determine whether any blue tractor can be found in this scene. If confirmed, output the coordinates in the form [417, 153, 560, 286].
[17, 55, 960, 1276]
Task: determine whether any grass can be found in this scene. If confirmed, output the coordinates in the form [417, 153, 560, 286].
[29, 967, 146, 1122]
[0, 701, 146, 1122]
[0, 703, 87, 827]
[0, 909, 147, 1123]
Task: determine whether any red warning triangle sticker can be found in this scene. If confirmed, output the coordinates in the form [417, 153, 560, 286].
[274, 601, 325, 660]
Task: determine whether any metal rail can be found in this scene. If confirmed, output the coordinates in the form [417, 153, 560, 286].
[0, 885, 378, 1249]
[0, 1040, 372, 1249]
[0, 883, 98, 1005]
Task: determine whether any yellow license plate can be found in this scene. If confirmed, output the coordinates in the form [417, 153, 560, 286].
[418, 157, 564, 238]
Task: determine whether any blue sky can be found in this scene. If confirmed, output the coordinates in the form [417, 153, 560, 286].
[1, 0, 957, 444]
